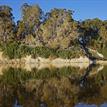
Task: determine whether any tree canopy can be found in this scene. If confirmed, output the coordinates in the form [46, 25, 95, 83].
[0, 4, 107, 51]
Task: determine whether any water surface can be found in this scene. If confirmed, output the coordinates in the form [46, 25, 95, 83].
[0, 64, 107, 107]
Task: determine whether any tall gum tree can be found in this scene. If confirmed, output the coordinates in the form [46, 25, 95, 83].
[36, 9, 78, 49]
[0, 5, 15, 43]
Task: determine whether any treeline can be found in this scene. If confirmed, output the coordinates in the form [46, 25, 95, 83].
[0, 3, 107, 59]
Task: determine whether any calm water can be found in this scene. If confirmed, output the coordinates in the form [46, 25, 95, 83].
[0, 64, 107, 107]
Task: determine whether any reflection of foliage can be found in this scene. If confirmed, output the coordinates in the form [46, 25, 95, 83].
[77, 65, 107, 105]
[0, 3, 107, 107]
[0, 66, 107, 106]
[0, 68, 29, 85]
[95, 66, 107, 86]
[78, 77, 100, 102]
[0, 67, 79, 85]
[0, 67, 80, 107]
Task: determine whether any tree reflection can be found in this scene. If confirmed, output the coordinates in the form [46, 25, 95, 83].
[0, 64, 106, 107]
[79, 63, 96, 87]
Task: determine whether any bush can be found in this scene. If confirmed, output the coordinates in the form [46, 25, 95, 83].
[0, 42, 83, 59]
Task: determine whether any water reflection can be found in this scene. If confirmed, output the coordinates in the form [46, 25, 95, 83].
[79, 63, 96, 87]
[39, 102, 47, 107]
[75, 103, 107, 107]
[13, 99, 22, 107]
[75, 103, 97, 107]
[0, 64, 107, 107]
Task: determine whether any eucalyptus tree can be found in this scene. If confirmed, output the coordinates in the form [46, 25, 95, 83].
[36, 8, 78, 49]
[79, 18, 104, 49]
[99, 21, 107, 48]
[0, 5, 15, 43]
[17, 3, 43, 43]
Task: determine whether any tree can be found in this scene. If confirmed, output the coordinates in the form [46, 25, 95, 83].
[22, 3, 43, 33]
[36, 9, 78, 49]
[99, 24, 107, 48]
[79, 18, 103, 49]
[0, 5, 15, 43]
[17, 3, 43, 42]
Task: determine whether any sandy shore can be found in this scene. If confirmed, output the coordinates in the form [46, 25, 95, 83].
[0, 51, 107, 72]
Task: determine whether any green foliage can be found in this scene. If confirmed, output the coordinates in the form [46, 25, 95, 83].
[0, 42, 20, 59]
[22, 3, 42, 27]
[0, 5, 15, 43]
[0, 4, 107, 59]
[0, 68, 29, 85]
[36, 8, 78, 49]
[0, 42, 31, 59]
[0, 41, 83, 59]
[80, 18, 107, 49]
[0, 67, 79, 85]
[56, 47, 82, 59]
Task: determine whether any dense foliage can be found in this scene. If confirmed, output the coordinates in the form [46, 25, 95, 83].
[0, 4, 107, 59]
[0, 66, 107, 107]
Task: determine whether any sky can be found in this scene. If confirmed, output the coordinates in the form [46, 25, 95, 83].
[0, 0, 107, 22]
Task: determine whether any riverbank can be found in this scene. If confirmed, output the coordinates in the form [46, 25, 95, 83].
[0, 51, 90, 71]
[0, 50, 107, 72]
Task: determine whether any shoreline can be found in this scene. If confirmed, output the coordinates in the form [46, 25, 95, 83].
[0, 51, 107, 71]
[0, 54, 107, 75]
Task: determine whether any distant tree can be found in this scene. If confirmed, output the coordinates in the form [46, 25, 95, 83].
[0, 5, 15, 43]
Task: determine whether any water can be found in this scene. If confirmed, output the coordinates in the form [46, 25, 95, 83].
[0, 64, 107, 107]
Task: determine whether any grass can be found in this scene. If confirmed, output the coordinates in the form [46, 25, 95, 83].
[0, 42, 84, 59]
